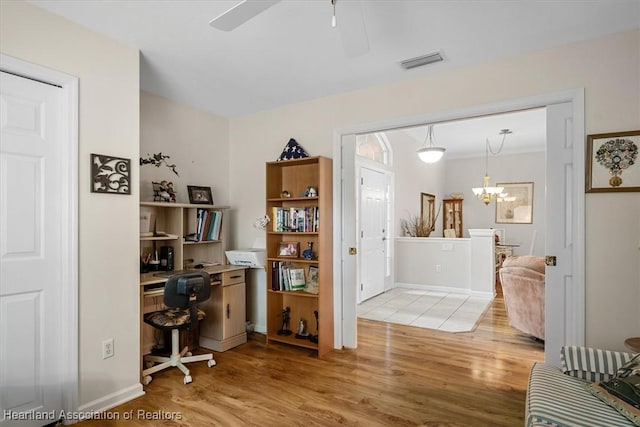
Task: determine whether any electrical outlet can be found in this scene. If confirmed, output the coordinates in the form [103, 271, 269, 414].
[435, 264, 442, 272]
[102, 338, 114, 359]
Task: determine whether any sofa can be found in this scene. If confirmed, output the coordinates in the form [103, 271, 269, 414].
[499, 255, 545, 340]
[526, 346, 639, 426]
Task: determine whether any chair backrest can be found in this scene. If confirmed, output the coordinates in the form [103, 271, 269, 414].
[164, 271, 211, 309]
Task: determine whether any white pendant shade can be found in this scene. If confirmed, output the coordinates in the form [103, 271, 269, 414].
[417, 146, 445, 163]
[417, 124, 445, 163]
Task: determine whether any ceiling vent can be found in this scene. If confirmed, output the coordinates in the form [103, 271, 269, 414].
[400, 52, 444, 70]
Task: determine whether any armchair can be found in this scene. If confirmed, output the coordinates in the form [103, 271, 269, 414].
[498, 255, 545, 340]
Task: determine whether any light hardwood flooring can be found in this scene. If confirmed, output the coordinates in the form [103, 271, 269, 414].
[77, 293, 543, 426]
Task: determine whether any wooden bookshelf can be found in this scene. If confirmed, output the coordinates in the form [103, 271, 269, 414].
[265, 156, 333, 357]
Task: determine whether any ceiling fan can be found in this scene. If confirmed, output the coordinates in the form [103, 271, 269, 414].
[209, 0, 370, 58]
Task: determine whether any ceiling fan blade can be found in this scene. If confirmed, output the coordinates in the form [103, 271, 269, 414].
[209, 0, 281, 31]
[338, 0, 369, 58]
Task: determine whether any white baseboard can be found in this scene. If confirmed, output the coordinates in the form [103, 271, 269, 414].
[77, 383, 144, 416]
[395, 282, 494, 299]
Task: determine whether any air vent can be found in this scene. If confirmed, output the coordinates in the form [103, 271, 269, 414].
[400, 52, 444, 70]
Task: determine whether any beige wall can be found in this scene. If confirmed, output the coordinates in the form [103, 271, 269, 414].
[140, 91, 230, 206]
[1, 1, 141, 408]
[229, 29, 640, 352]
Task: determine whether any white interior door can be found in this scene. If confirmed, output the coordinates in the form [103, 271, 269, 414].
[358, 166, 388, 302]
[0, 71, 65, 425]
[545, 101, 580, 366]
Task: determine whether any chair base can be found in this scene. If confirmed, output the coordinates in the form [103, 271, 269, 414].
[142, 329, 215, 385]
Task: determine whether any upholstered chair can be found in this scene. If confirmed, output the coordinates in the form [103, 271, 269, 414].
[498, 255, 545, 341]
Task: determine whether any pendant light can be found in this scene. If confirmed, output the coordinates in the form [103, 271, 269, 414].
[472, 129, 511, 205]
[417, 124, 446, 163]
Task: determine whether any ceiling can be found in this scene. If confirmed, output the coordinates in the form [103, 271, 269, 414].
[392, 107, 547, 158]
[29, 0, 640, 120]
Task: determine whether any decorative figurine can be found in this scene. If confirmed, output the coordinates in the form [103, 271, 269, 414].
[281, 190, 291, 198]
[302, 241, 315, 260]
[302, 186, 317, 197]
[152, 180, 176, 203]
[308, 310, 319, 344]
[295, 318, 309, 339]
[277, 306, 292, 336]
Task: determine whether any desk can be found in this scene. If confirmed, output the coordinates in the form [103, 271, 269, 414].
[140, 265, 247, 376]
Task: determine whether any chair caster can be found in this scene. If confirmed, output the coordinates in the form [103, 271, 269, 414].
[207, 359, 216, 368]
[185, 352, 192, 357]
[142, 375, 152, 386]
[184, 375, 192, 384]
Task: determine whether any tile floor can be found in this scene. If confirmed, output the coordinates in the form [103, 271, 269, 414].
[357, 287, 493, 333]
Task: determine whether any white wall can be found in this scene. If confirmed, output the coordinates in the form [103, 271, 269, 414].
[388, 130, 446, 238]
[229, 29, 640, 352]
[445, 151, 546, 255]
[1, 1, 141, 409]
[140, 91, 230, 206]
[384, 127, 546, 253]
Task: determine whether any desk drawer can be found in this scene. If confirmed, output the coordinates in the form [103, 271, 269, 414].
[222, 269, 245, 285]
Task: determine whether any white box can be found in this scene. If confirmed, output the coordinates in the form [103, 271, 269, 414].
[225, 248, 265, 268]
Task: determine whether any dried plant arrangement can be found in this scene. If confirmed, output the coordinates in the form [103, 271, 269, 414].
[400, 204, 441, 237]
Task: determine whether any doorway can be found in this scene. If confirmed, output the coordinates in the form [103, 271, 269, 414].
[0, 55, 79, 423]
[334, 90, 585, 367]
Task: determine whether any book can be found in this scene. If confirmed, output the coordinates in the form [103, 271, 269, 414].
[202, 210, 213, 241]
[306, 265, 319, 294]
[288, 268, 306, 291]
[211, 210, 223, 240]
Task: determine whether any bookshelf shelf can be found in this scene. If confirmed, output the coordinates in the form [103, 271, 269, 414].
[267, 289, 319, 298]
[265, 156, 333, 357]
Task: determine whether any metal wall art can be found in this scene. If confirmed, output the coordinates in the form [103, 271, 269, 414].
[91, 153, 131, 194]
[586, 130, 640, 192]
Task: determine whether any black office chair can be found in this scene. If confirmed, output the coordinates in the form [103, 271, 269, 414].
[142, 271, 215, 385]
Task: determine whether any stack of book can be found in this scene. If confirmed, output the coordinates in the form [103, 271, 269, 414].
[270, 262, 318, 293]
[186, 208, 223, 242]
[271, 261, 305, 291]
[271, 206, 318, 232]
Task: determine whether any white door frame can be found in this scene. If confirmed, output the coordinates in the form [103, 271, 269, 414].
[332, 89, 585, 352]
[1, 54, 79, 416]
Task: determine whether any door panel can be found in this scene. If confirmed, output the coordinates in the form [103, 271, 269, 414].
[359, 167, 388, 302]
[1, 71, 63, 426]
[224, 283, 246, 338]
[545, 102, 574, 366]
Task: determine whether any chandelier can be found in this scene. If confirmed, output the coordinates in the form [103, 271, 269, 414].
[417, 124, 446, 163]
[472, 129, 512, 205]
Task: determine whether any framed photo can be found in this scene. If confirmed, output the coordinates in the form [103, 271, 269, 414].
[495, 182, 534, 224]
[187, 185, 213, 204]
[586, 130, 640, 193]
[91, 153, 131, 194]
[420, 192, 436, 232]
[278, 241, 300, 258]
[306, 265, 319, 294]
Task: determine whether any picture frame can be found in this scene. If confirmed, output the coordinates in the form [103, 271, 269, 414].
[278, 241, 300, 258]
[586, 130, 640, 193]
[187, 185, 213, 204]
[306, 265, 319, 294]
[91, 153, 131, 194]
[420, 192, 436, 233]
[495, 182, 534, 224]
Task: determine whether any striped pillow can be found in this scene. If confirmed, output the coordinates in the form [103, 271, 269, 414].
[561, 346, 635, 382]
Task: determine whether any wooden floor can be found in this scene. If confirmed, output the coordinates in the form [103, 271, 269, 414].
[77, 293, 543, 426]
